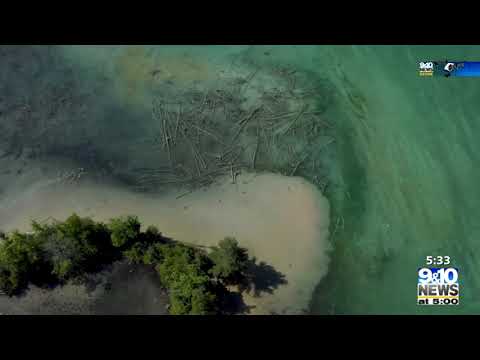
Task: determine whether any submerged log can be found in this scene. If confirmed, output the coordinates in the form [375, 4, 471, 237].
[232, 106, 263, 143]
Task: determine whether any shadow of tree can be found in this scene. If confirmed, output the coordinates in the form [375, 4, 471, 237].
[240, 257, 288, 297]
[219, 290, 256, 315]
[215, 256, 287, 314]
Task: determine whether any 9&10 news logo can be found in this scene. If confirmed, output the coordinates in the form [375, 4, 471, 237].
[417, 266, 459, 305]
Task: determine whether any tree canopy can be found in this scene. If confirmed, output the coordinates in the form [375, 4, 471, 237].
[108, 215, 141, 248]
[0, 231, 50, 295]
[208, 237, 249, 284]
[32, 214, 115, 280]
[0, 214, 253, 314]
[154, 244, 217, 314]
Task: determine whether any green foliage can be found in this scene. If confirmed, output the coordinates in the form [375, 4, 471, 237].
[169, 292, 189, 315]
[208, 237, 249, 284]
[155, 244, 217, 315]
[108, 216, 141, 248]
[190, 287, 217, 315]
[155, 244, 201, 287]
[0, 214, 252, 315]
[169, 285, 217, 315]
[0, 231, 49, 295]
[0, 214, 117, 292]
[35, 214, 114, 280]
[123, 242, 149, 264]
[54, 259, 73, 279]
[142, 243, 165, 265]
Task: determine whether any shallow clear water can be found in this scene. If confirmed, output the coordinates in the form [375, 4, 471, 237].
[1, 45, 479, 314]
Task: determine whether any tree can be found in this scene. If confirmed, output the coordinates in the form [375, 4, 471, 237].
[165, 273, 217, 315]
[123, 242, 149, 264]
[208, 237, 249, 284]
[155, 244, 217, 314]
[108, 216, 141, 248]
[0, 231, 50, 295]
[39, 230, 84, 281]
[34, 214, 114, 280]
[190, 287, 217, 315]
[0, 214, 242, 315]
[142, 242, 165, 265]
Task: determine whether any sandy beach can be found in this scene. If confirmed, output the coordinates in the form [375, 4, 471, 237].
[0, 158, 331, 315]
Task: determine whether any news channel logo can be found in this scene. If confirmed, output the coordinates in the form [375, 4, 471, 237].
[417, 267, 459, 305]
[419, 61, 434, 76]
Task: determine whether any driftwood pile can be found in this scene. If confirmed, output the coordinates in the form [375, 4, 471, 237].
[130, 64, 335, 193]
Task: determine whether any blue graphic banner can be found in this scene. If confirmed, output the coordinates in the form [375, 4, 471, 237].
[450, 61, 480, 77]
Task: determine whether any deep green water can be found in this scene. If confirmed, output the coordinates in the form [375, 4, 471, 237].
[308, 46, 480, 314]
[1, 45, 479, 314]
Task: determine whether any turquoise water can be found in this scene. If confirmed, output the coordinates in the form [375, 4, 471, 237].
[2, 45, 479, 314]
[310, 46, 480, 314]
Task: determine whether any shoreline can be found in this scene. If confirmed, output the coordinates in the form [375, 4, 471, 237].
[0, 160, 331, 315]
